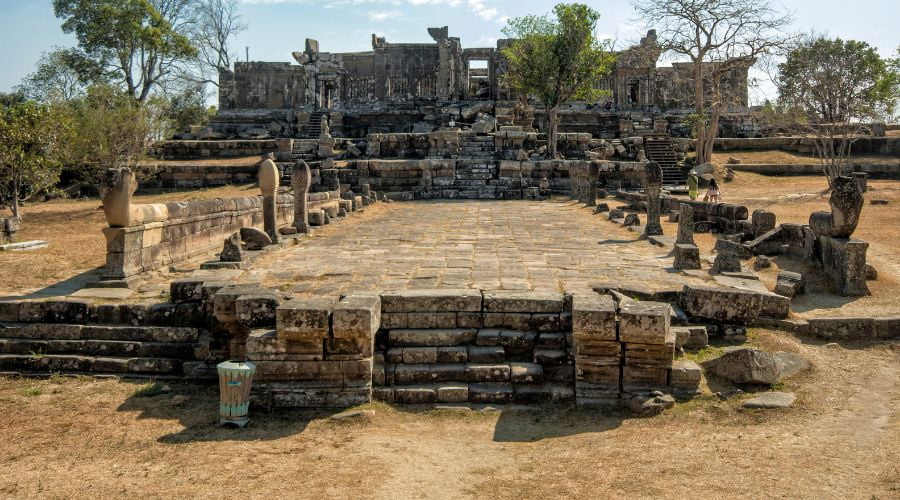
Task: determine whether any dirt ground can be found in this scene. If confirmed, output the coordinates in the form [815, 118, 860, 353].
[668, 173, 900, 318]
[0, 185, 257, 296]
[0, 329, 897, 498]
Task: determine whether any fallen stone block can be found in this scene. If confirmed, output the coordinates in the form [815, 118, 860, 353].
[774, 271, 805, 298]
[681, 285, 763, 324]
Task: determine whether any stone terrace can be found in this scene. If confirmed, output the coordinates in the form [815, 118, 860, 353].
[238, 198, 714, 297]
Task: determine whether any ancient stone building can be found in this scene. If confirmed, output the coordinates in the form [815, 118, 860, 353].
[213, 27, 750, 138]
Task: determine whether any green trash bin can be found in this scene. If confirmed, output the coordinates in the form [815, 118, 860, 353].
[217, 360, 257, 427]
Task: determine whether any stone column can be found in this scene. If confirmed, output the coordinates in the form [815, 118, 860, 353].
[292, 160, 311, 234]
[258, 154, 280, 244]
[586, 162, 599, 206]
[676, 203, 695, 245]
[643, 162, 663, 237]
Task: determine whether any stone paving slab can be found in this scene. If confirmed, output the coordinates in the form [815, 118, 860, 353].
[238, 199, 715, 298]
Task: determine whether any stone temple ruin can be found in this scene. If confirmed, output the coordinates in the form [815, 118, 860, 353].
[0, 25, 895, 417]
[212, 27, 751, 140]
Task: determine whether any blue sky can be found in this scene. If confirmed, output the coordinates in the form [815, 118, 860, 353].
[1, 0, 897, 103]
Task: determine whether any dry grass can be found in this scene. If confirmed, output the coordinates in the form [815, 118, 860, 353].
[0, 184, 258, 296]
[712, 150, 900, 165]
[0, 330, 897, 498]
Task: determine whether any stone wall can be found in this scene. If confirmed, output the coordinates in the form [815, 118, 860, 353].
[150, 140, 289, 160]
[707, 137, 900, 155]
[102, 194, 296, 280]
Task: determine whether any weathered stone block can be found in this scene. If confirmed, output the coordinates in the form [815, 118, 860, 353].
[236, 293, 282, 328]
[510, 362, 543, 383]
[402, 347, 438, 364]
[246, 329, 323, 360]
[332, 294, 381, 338]
[669, 359, 701, 390]
[807, 317, 876, 341]
[618, 301, 672, 345]
[673, 243, 701, 270]
[436, 385, 469, 403]
[672, 326, 708, 350]
[436, 346, 468, 363]
[482, 291, 564, 313]
[468, 383, 513, 404]
[681, 285, 764, 325]
[394, 387, 437, 404]
[381, 289, 482, 312]
[467, 345, 505, 363]
[466, 364, 511, 382]
[276, 297, 336, 341]
[571, 293, 616, 339]
[818, 236, 869, 296]
[388, 328, 477, 347]
[406, 312, 457, 329]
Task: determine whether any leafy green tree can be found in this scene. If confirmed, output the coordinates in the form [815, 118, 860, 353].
[53, 0, 197, 103]
[68, 84, 155, 183]
[0, 101, 74, 218]
[501, 3, 615, 158]
[17, 47, 104, 103]
[777, 37, 899, 184]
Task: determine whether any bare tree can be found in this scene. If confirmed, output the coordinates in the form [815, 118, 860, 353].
[632, 0, 794, 164]
[774, 36, 899, 186]
[188, 0, 248, 87]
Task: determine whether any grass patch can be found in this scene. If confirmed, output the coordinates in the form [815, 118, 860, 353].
[132, 381, 167, 398]
[679, 345, 724, 363]
[25, 386, 43, 396]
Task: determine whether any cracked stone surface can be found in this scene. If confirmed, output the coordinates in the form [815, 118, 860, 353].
[239, 199, 714, 298]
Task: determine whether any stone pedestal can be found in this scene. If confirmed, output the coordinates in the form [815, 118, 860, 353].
[292, 160, 311, 234]
[818, 236, 869, 296]
[676, 204, 695, 245]
[643, 162, 663, 237]
[673, 244, 701, 270]
[258, 156, 280, 244]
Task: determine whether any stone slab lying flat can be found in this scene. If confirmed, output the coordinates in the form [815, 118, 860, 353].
[742, 391, 795, 409]
[0, 240, 48, 251]
[69, 287, 135, 300]
[388, 328, 478, 347]
[482, 291, 564, 313]
[381, 289, 483, 313]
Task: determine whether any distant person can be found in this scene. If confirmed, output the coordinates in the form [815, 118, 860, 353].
[688, 173, 699, 200]
[704, 178, 722, 203]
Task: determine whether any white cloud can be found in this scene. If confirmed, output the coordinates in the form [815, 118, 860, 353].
[239, 0, 505, 23]
[367, 10, 402, 21]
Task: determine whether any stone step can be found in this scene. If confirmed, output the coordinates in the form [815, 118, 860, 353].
[0, 354, 184, 375]
[0, 323, 201, 343]
[0, 338, 197, 359]
[388, 328, 478, 347]
[378, 382, 574, 404]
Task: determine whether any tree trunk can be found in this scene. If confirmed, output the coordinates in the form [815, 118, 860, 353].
[10, 179, 20, 219]
[548, 106, 559, 158]
[692, 60, 711, 164]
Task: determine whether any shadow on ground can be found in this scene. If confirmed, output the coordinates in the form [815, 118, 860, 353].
[0, 268, 104, 300]
[116, 381, 630, 445]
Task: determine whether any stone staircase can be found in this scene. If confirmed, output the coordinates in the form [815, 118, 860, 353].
[457, 133, 496, 160]
[374, 327, 575, 404]
[0, 301, 204, 379]
[644, 135, 686, 186]
[454, 159, 497, 199]
[305, 112, 326, 138]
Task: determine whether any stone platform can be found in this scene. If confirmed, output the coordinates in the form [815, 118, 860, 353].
[239, 199, 714, 298]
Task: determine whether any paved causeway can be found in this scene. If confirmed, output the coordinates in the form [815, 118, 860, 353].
[243, 199, 712, 298]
